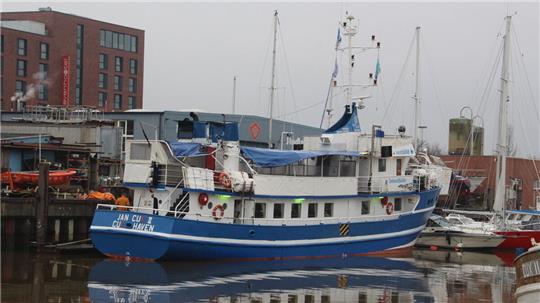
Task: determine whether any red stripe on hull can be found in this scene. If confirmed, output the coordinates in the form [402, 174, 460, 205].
[495, 230, 540, 249]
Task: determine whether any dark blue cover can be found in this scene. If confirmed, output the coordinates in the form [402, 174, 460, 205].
[324, 103, 361, 134]
[168, 141, 205, 157]
[193, 121, 207, 138]
[241, 146, 361, 167]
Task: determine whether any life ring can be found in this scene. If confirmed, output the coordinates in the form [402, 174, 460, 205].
[212, 204, 225, 220]
[385, 202, 394, 215]
[219, 172, 232, 188]
[381, 196, 389, 206]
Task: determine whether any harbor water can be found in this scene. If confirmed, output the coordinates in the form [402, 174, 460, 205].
[1, 247, 518, 303]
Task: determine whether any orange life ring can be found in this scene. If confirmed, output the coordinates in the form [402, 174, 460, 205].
[219, 172, 232, 188]
[212, 204, 225, 220]
[385, 202, 394, 215]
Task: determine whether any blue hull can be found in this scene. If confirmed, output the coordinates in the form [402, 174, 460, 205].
[90, 188, 439, 260]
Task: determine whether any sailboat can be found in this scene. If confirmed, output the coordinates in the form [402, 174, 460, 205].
[89, 12, 450, 261]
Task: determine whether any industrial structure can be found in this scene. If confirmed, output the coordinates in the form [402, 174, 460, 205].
[1, 8, 144, 111]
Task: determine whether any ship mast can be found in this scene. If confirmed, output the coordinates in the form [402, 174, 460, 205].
[413, 26, 421, 151]
[343, 14, 357, 106]
[268, 10, 278, 148]
[493, 15, 512, 215]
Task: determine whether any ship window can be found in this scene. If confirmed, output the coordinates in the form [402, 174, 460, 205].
[358, 292, 367, 303]
[305, 295, 315, 303]
[396, 158, 402, 176]
[324, 203, 333, 217]
[291, 203, 301, 218]
[273, 203, 284, 218]
[378, 158, 386, 172]
[130, 143, 150, 160]
[361, 201, 370, 215]
[321, 296, 330, 303]
[308, 203, 318, 218]
[255, 203, 266, 218]
[394, 198, 402, 211]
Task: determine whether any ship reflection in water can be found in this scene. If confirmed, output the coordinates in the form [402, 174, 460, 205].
[1, 250, 517, 303]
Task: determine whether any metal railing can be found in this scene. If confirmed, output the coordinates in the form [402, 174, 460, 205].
[357, 175, 425, 193]
[21, 105, 105, 123]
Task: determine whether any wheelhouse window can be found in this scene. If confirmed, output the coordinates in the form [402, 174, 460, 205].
[324, 203, 333, 217]
[361, 201, 370, 215]
[291, 203, 301, 218]
[273, 203, 284, 219]
[378, 158, 386, 172]
[396, 158, 402, 176]
[308, 203, 318, 218]
[255, 203, 266, 218]
[394, 198, 402, 211]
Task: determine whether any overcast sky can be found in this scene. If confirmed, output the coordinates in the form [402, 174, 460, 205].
[3, 1, 539, 157]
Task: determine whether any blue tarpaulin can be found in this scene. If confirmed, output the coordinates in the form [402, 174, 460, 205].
[168, 141, 205, 157]
[241, 146, 363, 168]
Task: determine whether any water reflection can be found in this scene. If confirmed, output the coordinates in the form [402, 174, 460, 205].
[1, 249, 517, 303]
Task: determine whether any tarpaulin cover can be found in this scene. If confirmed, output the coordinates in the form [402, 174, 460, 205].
[168, 141, 205, 157]
[324, 103, 361, 134]
[241, 146, 362, 167]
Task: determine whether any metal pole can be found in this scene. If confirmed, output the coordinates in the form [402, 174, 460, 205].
[413, 26, 421, 151]
[232, 76, 237, 114]
[268, 10, 278, 148]
[36, 162, 49, 251]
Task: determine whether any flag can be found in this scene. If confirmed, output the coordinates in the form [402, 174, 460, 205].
[335, 28, 342, 50]
[332, 57, 338, 78]
[374, 57, 381, 80]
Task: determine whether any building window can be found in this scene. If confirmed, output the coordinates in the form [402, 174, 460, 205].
[114, 94, 122, 109]
[361, 201, 370, 215]
[98, 73, 108, 89]
[40, 42, 49, 60]
[99, 54, 108, 69]
[1, 35, 4, 53]
[291, 203, 301, 218]
[128, 96, 136, 109]
[115, 56, 123, 72]
[15, 80, 26, 92]
[98, 92, 107, 107]
[17, 38, 27, 56]
[255, 203, 266, 218]
[129, 59, 137, 74]
[100, 29, 137, 52]
[38, 63, 48, 79]
[324, 203, 333, 217]
[128, 78, 136, 93]
[114, 75, 122, 90]
[308, 203, 318, 218]
[378, 158, 386, 172]
[273, 203, 284, 219]
[37, 84, 48, 100]
[394, 198, 402, 211]
[16, 60, 26, 77]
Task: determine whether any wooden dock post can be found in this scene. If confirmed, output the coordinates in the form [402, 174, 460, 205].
[36, 162, 49, 250]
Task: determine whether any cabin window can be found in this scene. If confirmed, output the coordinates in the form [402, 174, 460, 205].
[308, 203, 318, 218]
[324, 203, 333, 217]
[396, 158, 402, 176]
[394, 198, 402, 211]
[291, 204, 301, 218]
[361, 201, 370, 215]
[255, 203, 266, 218]
[305, 295, 315, 303]
[378, 158, 386, 172]
[273, 203, 284, 218]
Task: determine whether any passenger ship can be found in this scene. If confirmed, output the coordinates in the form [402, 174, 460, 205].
[90, 14, 451, 260]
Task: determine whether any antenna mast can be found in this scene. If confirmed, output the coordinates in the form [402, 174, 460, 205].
[343, 14, 358, 106]
[232, 76, 237, 114]
[413, 26, 421, 151]
[493, 15, 511, 214]
[268, 10, 279, 148]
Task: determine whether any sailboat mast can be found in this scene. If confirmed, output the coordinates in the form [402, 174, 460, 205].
[268, 10, 278, 148]
[413, 26, 421, 151]
[494, 15, 511, 213]
[232, 76, 237, 114]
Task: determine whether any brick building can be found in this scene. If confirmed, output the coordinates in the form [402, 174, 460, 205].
[1, 8, 144, 111]
[441, 155, 540, 210]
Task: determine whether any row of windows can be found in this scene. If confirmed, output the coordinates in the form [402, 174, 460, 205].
[253, 201, 373, 219]
[75, 24, 84, 105]
[15, 38, 49, 60]
[99, 54, 138, 74]
[98, 92, 136, 110]
[100, 30, 138, 53]
[98, 74, 137, 92]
